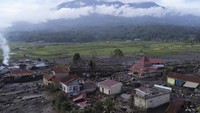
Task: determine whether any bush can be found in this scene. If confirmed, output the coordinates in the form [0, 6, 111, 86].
[73, 53, 80, 63]
[113, 49, 124, 57]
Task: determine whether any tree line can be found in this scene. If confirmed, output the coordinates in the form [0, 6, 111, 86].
[6, 25, 200, 43]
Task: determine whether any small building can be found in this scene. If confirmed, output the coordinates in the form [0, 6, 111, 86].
[167, 72, 200, 88]
[11, 70, 33, 77]
[52, 66, 70, 78]
[129, 56, 164, 78]
[32, 61, 48, 69]
[60, 76, 80, 94]
[134, 84, 171, 109]
[98, 79, 123, 95]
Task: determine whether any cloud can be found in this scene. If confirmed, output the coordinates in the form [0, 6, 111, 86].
[95, 5, 167, 17]
[0, 0, 200, 28]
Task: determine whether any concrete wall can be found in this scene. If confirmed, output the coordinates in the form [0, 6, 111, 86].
[3, 74, 42, 84]
[99, 83, 122, 95]
[134, 93, 170, 109]
[111, 83, 122, 95]
[134, 96, 146, 108]
[146, 94, 170, 108]
[167, 77, 175, 85]
[61, 83, 80, 94]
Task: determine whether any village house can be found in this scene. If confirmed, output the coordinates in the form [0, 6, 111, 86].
[43, 66, 70, 85]
[52, 66, 70, 78]
[60, 76, 81, 94]
[43, 74, 81, 94]
[167, 72, 200, 88]
[11, 70, 33, 77]
[129, 56, 164, 78]
[98, 79, 123, 95]
[134, 84, 171, 109]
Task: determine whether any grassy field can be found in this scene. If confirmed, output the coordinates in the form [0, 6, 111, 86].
[3, 41, 200, 59]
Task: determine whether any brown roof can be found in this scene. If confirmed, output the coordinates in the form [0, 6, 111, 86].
[43, 74, 77, 84]
[60, 76, 79, 84]
[53, 66, 69, 74]
[166, 98, 188, 113]
[129, 56, 163, 74]
[167, 72, 200, 83]
[98, 79, 122, 88]
[11, 70, 33, 76]
[43, 74, 53, 80]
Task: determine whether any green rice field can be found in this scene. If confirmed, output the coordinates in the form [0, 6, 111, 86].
[2, 41, 200, 59]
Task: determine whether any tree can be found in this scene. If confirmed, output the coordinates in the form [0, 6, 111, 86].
[88, 60, 96, 69]
[104, 97, 116, 113]
[53, 91, 71, 112]
[113, 49, 124, 57]
[73, 53, 80, 63]
[93, 100, 104, 113]
[60, 101, 71, 113]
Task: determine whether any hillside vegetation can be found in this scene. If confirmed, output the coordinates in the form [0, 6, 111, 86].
[8, 41, 200, 58]
[6, 25, 200, 43]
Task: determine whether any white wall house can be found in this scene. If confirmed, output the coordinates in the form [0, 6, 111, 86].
[60, 77, 80, 94]
[134, 85, 171, 109]
[98, 79, 123, 95]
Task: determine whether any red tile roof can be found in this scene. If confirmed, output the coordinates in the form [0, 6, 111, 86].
[53, 66, 69, 74]
[98, 79, 122, 88]
[129, 56, 163, 74]
[11, 70, 33, 76]
[167, 72, 200, 83]
[60, 76, 79, 84]
[43, 74, 78, 84]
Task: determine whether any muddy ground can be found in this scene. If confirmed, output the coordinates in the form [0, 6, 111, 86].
[0, 80, 56, 113]
[0, 52, 200, 113]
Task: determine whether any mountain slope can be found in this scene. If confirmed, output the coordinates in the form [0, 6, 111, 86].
[57, 0, 163, 9]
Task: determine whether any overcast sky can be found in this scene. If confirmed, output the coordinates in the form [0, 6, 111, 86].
[0, 0, 200, 28]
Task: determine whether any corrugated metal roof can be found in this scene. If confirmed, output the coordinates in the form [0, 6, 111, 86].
[183, 81, 199, 88]
[167, 72, 200, 84]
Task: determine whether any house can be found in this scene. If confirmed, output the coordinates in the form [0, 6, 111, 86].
[134, 84, 171, 109]
[33, 61, 48, 69]
[11, 70, 33, 77]
[129, 56, 164, 78]
[52, 66, 70, 78]
[167, 72, 200, 88]
[43, 74, 62, 85]
[0, 66, 10, 74]
[98, 79, 123, 95]
[60, 76, 81, 94]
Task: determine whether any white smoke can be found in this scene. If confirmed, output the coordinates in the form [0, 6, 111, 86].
[0, 34, 10, 65]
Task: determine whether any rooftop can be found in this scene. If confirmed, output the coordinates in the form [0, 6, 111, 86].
[11, 70, 33, 76]
[53, 66, 69, 74]
[43, 74, 78, 84]
[135, 85, 171, 99]
[167, 72, 200, 84]
[98, 79, 122, 88]
[60, 76, 79, 84]
[130, 56, 163, 74]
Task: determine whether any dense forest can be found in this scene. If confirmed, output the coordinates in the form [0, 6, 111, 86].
[5, 25, 200, 43]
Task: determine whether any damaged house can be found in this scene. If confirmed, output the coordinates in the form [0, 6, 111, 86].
[167, 72, 200, 89]
[129, 56, 164, 78]
[134, 84, 171, 109]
